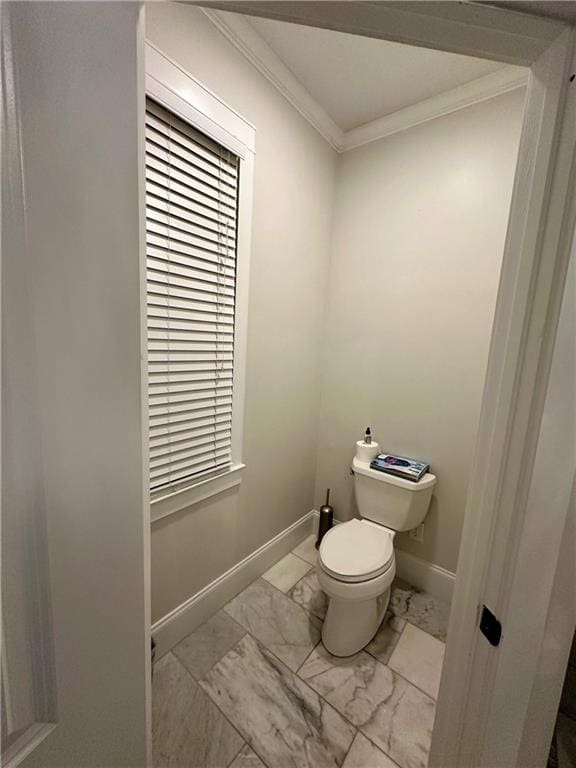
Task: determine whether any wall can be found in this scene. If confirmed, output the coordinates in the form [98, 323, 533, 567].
[145, 4, 337, 623]
[315, 89, 525, 574]
[3, 3, 149, 765]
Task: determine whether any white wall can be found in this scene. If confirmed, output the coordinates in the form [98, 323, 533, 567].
[3, 3, 149, 765]
[315, 89, 525, 574]
[145, 3, 337, 623]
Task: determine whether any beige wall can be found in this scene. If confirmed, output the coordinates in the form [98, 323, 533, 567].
[146, 4, 337, 623]
[148, 4, 525, 620]
[314, 89, 525, 573]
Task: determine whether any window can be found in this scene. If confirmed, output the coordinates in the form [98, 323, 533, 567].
[145, 44, 254, 520]
[146, 97, 241, 495]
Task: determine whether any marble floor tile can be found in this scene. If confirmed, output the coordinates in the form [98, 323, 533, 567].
[229, 744, 267, 768]
[366, 612, 406, 665]
[342, 733, 398, 768]
[389, 579, 450, 641]
[173, 610, 246, 680]
[224, 578, 322, 671]
[292, 534, 318, 565]
[388, 621, 445, 699]
[152, 652, 243, 768]
[299, 643, 435, 768]
[289, 570, 328, 621]
[262, 552, 312, 593]
[201, 634, 356, 768]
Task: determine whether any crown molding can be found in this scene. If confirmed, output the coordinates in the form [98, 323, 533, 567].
[202, 8, 528, 154]
[343, 65, 528, 151]
[201, 8, 344, 150]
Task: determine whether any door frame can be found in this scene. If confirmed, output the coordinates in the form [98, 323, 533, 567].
[195, 2, 576, 765]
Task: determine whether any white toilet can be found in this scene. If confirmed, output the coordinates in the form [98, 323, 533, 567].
[317, 456, 436, 657]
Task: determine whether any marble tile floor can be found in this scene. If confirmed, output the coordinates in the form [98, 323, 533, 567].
[153, 533, 450, 768]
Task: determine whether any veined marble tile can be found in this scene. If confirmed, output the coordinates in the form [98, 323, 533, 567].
[173, 610, 246, 680]
[262, 552, 312, 593]
[299, 643, 435, 768]
[289, 570, 328, 621]
[343, 733, 398, 768]
[389, 579, 450, 641]
[388, 621, 445, 699]
[152, 652, 243, 768]
[366, 612, 406, 665]
[224, 578, 321, 671]
[292, 534, 318, 565]
[229, 744, 267, 768]
[201, 634, 356, 768]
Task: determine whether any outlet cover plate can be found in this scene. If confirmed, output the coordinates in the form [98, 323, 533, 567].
[409, 524, 424, 543]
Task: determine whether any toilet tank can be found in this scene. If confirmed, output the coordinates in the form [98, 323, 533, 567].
[352, 457, 436, 531]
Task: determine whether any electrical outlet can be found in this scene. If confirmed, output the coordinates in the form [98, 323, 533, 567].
[409, 524, 424, 543]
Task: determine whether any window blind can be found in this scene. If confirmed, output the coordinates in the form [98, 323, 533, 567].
[145, 98, 239, 493]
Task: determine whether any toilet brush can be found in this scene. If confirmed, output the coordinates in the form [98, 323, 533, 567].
[316, 488, 334, 549]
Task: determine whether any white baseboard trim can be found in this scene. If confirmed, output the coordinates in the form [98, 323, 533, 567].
[394, 549, 455, 604]
[152, 510, 316, 658]
[316, 511, 455, 604]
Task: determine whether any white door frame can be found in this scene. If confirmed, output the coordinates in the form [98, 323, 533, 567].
[196, 2, 576, 765]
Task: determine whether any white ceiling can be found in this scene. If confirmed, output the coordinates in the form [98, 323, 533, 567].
[247, 16, 514, 132]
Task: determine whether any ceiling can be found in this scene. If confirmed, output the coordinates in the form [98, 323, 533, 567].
[245, 16, 514, 132]
[481, 2, 576, 23]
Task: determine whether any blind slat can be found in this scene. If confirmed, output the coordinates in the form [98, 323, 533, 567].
[151, 448, 231, 480]
[145, 110, 238, 177]
[151, 457, 231, 490]
[145, 140, 237, 194]
[145, 107, 239, 168]
[146, 218, 236, 255]
[150, 409, 233, 432]
[150, 436, 232, 469]
[146, 206, 235, 249]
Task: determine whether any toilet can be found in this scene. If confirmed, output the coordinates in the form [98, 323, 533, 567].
[317, 456, 436, 657]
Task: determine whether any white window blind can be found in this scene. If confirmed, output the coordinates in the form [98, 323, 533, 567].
[145, 98, 239, 493]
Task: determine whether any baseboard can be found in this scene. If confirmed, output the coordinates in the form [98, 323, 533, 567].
[315, 511, 455, 604]
[394, 549, 455, 604]
[152, 510, 316, 658]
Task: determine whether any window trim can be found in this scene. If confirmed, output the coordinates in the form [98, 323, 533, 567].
[146, 42, 255, 521]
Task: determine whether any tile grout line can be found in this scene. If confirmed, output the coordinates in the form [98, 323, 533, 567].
[166, 556, 441, 768]
[339, 729, 359, 768]
[194, 605, 368, 767]
[358, 731, 404, 768]
[383, 660, 440, 703]
[295, 639, 323, 675]
[190, 613, 337, 768]
[291, 550, 317, 567]
[164, 650, 250, 766]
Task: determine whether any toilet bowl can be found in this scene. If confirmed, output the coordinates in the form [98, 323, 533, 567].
[318, 519, 396, 656]
[317, 456, 436, 657]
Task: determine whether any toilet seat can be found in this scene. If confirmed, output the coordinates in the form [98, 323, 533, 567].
[319, 519, 394, 583]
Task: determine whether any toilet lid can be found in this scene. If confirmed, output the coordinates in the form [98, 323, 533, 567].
[319, 519, 394, 583]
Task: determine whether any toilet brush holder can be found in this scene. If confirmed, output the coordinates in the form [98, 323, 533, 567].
[316, 488, 334, 549]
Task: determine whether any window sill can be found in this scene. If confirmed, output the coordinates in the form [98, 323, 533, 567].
[150, 463, 245, 524]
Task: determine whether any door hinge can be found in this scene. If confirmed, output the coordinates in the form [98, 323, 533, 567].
[479, 604, 502, 647]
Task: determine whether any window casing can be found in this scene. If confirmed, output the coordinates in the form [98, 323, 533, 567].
[145, 43, 254, 520]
